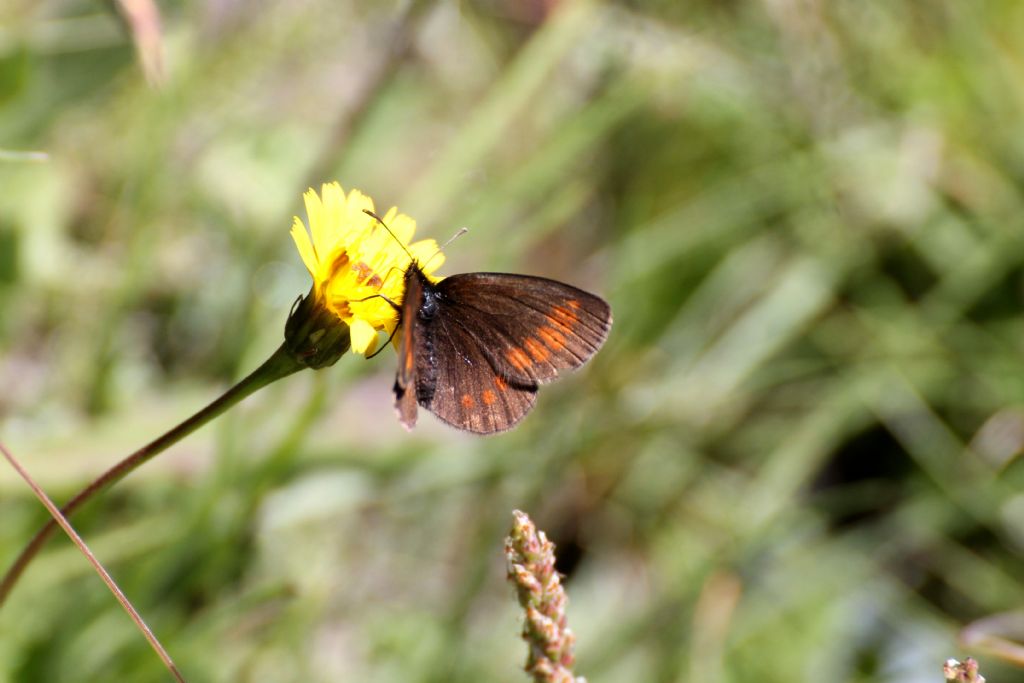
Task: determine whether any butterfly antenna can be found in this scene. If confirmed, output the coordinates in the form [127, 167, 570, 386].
[363, 209, 416, 263]
[422, 227, 468, 271]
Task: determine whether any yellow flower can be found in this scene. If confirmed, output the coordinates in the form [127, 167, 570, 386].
[290, 183, 443, 356]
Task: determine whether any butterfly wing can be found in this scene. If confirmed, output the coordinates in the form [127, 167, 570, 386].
[394, 267, 536, 433]
[394, 267, 424, 429]
[419, 307, 539, 433]
[413, 272, 610, 433]
[434, 273, 612, 385]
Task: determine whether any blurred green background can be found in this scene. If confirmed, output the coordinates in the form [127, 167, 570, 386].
[2, 1, 1024, 681]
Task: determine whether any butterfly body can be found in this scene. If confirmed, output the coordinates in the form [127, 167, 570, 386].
[394, 263, 612, 434]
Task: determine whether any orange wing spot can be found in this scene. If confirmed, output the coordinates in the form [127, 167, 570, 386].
[524, 337, 551, 362]
[566, 299, 581, 309]
[538, 326, 567, 350]
[549, 305, 579, 330]
[482, 389, 497, 405]
[461, 394, 475, 408]
[401, 344, 414, 373]
[506, 347, 532, 371]
[494, 376, 509, 392]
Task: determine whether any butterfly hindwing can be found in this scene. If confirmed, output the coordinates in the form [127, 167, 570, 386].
[421, 306, 539, 433]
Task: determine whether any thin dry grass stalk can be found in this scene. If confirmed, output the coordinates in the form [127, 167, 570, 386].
[0, 441, 185, 682]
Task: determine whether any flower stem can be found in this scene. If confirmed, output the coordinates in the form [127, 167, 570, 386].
[0, 343, 304, 606]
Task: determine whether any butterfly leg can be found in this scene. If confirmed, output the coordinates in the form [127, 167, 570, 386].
[365, 326, 400, 359]
[349, 292, 400, 311]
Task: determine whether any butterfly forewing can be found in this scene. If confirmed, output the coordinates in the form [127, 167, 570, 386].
[394, 268, 424, 429]
[396, 268, 422, 389]
[435, 273, 612, 384]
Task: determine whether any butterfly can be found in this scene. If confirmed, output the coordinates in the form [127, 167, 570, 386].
[393, 260, 612, 434]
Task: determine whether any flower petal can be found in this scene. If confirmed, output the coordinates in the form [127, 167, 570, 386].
[409, 239, 444, 277]
[303, 187, 326, 262]
[290, 217, 318, 276]
[349, 317, 379, 356]
[385, 209, 416, 244]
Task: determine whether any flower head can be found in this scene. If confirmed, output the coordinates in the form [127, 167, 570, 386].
[290, 183, 443, 356]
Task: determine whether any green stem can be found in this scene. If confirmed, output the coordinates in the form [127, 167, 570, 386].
[0, 343, 304, 606]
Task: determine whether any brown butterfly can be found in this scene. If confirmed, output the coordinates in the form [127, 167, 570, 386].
[393, 260, 612, 434]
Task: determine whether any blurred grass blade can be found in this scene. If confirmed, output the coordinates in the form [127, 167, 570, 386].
[0, 149, 49, 162]
[111, 0, 164, 86]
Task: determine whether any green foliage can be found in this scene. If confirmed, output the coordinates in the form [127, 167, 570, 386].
[2, 1, 1023, 681]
